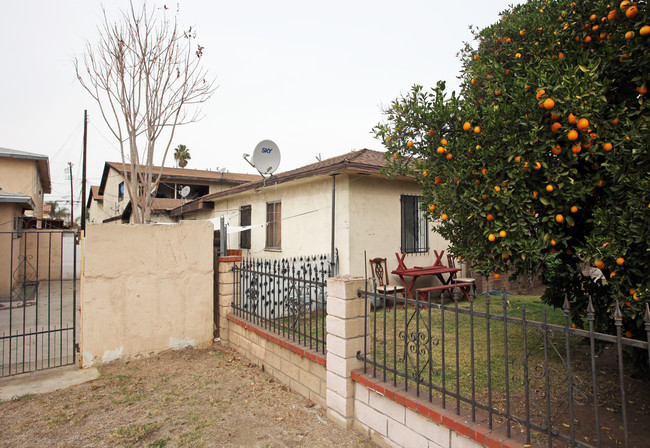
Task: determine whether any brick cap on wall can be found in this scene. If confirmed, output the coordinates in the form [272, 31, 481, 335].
[218, 256, 242, 262]
[351, 370, 529, 448]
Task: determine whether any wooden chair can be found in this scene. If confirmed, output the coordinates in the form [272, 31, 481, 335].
[368, 257, 405, 308]
[447, 254, 476, 285]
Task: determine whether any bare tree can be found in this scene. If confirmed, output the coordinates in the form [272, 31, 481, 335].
[75, 2, 215, 223]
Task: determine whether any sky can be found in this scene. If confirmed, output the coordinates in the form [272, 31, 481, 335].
[0, 0, 516, 214]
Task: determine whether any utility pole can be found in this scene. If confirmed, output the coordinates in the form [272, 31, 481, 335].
[67, 162, 74, 227]
[81, 110, 88, 233]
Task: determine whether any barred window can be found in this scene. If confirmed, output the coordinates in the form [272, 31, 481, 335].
[400, 195, 428, 253]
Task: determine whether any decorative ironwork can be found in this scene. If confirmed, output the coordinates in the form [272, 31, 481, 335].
[232, 254, 332, 353]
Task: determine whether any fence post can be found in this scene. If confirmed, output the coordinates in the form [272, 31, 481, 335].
[217, 255, 242, 343]
[326, 275, 367, 428]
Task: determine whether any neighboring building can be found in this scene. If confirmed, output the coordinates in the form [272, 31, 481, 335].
[89, 162, 259, 224]
[170, 149, 453, 279]
[0, 147, 51, 232]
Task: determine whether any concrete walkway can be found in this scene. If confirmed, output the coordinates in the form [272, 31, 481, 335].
[0, 365, 98, 401]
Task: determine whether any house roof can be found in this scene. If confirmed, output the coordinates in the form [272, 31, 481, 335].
[170, 149, 396, 217]
[0, 190, 35, 210]
[97, 162, 259, 195]
[0, 147, 52, 194]
[87, 186, 102, 209]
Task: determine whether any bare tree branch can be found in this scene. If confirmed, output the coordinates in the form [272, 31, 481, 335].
[75, 1, 215, 223]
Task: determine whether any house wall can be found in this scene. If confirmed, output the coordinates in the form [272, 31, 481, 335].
[0, 157, 44, 218]
[80, 221, 214, 367]
[186, 172, 459, 285]
[101, 166, 128, 218]
[87, 199, 112, 224]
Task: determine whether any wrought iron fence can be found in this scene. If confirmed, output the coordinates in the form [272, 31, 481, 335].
[1, 229, 78, 377]
[232, 255, 332, 354]
[357, 283, 650, 448]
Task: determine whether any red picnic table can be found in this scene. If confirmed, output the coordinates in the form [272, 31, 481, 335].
[391, 251, 461, 301]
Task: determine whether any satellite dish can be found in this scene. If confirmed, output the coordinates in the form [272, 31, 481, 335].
[180, 186, 191, 198]
[250, 140, 281, 175]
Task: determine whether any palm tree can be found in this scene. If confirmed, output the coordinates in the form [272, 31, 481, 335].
[173, 144, 191, 168]
[45, 201, 69, 221]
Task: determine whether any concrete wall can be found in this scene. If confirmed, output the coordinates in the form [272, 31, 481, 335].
[80, 221, 214, 367]
[0, 157, 44, 218]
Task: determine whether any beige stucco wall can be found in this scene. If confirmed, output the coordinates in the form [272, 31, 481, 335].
[0, 157, 44, 218]
[102, 167, 128, 218]
[87, 199, 112, 224]
[80, 221, 214, 367]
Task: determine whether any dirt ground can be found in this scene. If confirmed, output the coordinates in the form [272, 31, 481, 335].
[0, 343, 376, 448]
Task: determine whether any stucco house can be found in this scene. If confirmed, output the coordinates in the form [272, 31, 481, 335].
[0, 147, 51, 232]
[88, 162, 259, 224]
[170, 149, 456, 279]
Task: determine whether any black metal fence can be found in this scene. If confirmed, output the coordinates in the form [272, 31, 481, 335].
[232, 255, 332, 354]
[1, 229, 78, 377]
[357, 284, 650, 448]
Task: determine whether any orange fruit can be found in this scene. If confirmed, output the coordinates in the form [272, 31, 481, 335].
[546, 184, 554, 192]
[590, 13, 597, 21]
[494, 89, 502, 96]
[520, 29, 525, 36]
[437, 146, 446, 154]
[434, 176, 443, 184]
[570, 206, 578, 213]
[608, 9, 618, 20]
[429, 128, 436, 136]
[533, 161, 542, 170]
[567, 129, 579, 141]
[577, 118, 589, 131]
[494, 273, 501, 279]
[429, 204, 436, 211]
[584, 35, 592, 43]
[572, 144, 582, 154]
[611, 118, 619, 125]
[463, 122, 471, 131]
[551, 145, 562, 155]
[630, 289, 637, 295]
[572, 323, 578, 329]
[441, 138, 448, 145]
[555, 214, 564, 223]
[626, 31, 635, 40]
[610, 272, 617, 278]
[594, 260, 605, 269]
[551, 112, 560, 121]
[393, 153, 398, 160]
[407, 141, 414, 147]
[616, 257, 625, 265]
[488, 234, 496, 242]
[603, 143, 613, 151]
[423, 169, 429, 177]
[532, 190, 538, 199]
[494, 185, 501, 192]
[474, 126, 481, 134]
[499, 230, 507, 238]
[536, 89, 546, 100]
[486, 214, 494, 221]
[550, 239, 557, 246]
[543, 98, 555, 109]
[626, 5, 639, 19]
[441, 213, 449, 221]
[568, 113, 578, 124]
[637, 85, 648, 95]
[446, 153, 453, 160]
[620, 0, 631, 10]
[558, 52, 565, 59]
[625, 331, 633, 338]
[515, 53, 522, 58]
[641, 26, 650, 36]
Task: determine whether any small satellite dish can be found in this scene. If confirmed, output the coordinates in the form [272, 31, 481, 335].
[250, 140, 281, 175]
[180, 186, 191, 198]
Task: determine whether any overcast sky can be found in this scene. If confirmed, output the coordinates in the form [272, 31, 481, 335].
[0, 0, 516, 211]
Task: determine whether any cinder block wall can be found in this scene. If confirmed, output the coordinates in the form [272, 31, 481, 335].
[80, 222, 214, 367]
[226, 315, 327, 408]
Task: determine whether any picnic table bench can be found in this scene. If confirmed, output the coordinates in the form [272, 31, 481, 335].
[415, 282, 475, 302]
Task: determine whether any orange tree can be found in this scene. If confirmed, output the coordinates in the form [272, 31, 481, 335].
[375, 0, 650, 335]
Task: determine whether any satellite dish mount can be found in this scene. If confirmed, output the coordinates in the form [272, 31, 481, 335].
[243, 140, 281, 182]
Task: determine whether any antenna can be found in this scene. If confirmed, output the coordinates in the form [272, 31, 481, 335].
[180, 186, 191, 198]
[243, 140, 281, 179]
